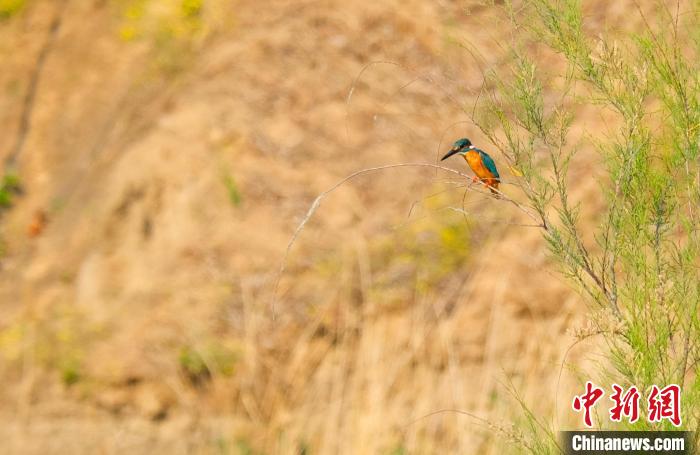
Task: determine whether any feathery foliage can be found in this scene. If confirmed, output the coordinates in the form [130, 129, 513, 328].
[474, 0, 700, 450]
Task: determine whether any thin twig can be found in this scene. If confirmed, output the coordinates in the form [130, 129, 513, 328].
[5, 0, 67, 170]
[345, 61, 401, 141]
[271, 162, 542, 320]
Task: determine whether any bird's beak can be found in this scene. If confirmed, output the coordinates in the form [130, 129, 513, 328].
[441, 147, 460, 161]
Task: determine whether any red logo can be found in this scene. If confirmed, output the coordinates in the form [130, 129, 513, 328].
[609, 384, 640, 423]
[572, 382, 682, 427]
[572, 381, 605, 427]
[648, 384, 681, 427]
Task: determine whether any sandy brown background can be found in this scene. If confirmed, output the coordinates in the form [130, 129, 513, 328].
[0, 0, 653, 453]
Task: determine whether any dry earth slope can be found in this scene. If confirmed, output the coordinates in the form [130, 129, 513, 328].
[0, 0, 647, 453]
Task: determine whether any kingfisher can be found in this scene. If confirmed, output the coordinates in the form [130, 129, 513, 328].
[441, 138, 500, 195]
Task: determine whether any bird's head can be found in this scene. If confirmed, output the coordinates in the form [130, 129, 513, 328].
[441, 138, 474, 161]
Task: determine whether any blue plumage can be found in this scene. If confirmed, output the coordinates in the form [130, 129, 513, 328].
[476, 149, 500, 179]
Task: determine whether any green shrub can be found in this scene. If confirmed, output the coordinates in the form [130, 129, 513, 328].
[60, 358, 82, 386]
[179, 346, 209, 383]
[178, 341, 238, 385]
[115, 0, 207, 73]
[474, 0, 700, 450]
[0, 308, 92, 387]
[0, 172, 21, 209]
[180, 0, 203, 20]
[0, 0, 25, 20]
[223, 174, 242, 207]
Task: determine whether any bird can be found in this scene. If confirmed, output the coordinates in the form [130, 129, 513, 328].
[441, 138, 500, 195]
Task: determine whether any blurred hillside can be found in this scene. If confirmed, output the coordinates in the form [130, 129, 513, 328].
[0, 0, 649, 453]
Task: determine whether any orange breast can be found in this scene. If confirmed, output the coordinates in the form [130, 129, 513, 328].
[464, 152, 495, 180]
[464, 152, 499, 191]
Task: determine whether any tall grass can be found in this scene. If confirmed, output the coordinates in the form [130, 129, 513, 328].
[472, 0, 700, 449]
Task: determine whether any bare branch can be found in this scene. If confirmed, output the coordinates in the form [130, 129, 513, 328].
[271, 162, 542, 320]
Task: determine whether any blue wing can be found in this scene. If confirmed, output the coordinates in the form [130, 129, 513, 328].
[477, 149, 500, 179]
